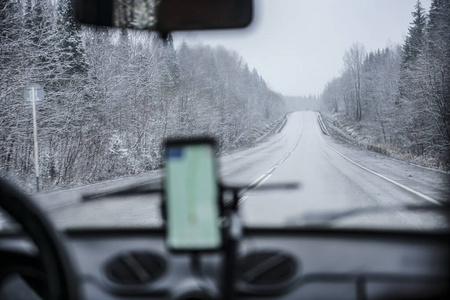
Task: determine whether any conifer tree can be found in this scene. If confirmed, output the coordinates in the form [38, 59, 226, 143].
[401, 0, 427, 68]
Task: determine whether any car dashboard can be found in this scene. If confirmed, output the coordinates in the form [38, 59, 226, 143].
[1, 228, 449, 300]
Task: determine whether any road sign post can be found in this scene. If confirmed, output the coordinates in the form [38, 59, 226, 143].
[24, 84, 45, 192]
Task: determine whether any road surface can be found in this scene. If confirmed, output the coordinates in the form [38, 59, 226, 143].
[11, 111, 448, 230]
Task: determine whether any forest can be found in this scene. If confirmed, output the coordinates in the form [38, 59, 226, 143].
[0, 0, 285, 190]
[320, 0, 450, 170]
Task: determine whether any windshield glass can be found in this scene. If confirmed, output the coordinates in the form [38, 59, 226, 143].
[1, 0, 449, 231]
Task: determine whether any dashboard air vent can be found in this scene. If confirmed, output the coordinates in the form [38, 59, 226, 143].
[236, 250, 299, 295]
[105, 251, 166, 285]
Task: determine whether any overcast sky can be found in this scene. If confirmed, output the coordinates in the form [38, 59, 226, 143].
[174, 0, 432, 96]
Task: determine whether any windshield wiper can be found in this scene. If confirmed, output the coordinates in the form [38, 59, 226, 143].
[293, 204, 450, 225]
[82, 181, 163, 202]
[82, 180, 299, 202]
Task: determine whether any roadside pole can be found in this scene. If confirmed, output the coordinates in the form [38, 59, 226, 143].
[31, 87, 40, 192]
[24, 83, 45, 193]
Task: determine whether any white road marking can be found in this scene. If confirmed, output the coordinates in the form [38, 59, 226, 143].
[239, 174, 273, 204]
[249, 174, 267, 187]
[238, 115, 305, 205]
[314, 113, 442, 206]
[266, 166, 277, 174]
[255, 174, 272, 189]
[238, 196, 249, 204]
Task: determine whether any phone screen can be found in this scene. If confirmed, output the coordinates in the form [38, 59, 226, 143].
[165, 142, 221, 250]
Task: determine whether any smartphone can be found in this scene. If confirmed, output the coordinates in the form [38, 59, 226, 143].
[164, 139, 221, 251]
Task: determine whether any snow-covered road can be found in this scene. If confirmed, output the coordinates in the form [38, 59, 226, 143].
[28, 111, 449, 230]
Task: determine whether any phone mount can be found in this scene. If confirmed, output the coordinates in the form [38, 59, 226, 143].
[162, 183, 297, 300]
[220, 185, 243, 300]
[161, 183, 243, 300]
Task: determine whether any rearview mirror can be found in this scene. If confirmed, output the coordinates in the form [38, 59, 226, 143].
[74, 0, 253, 33]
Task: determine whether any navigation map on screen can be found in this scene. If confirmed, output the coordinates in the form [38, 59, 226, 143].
[166, 143, 221, 250]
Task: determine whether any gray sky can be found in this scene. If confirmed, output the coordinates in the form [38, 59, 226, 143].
[174, 0, 431, 96]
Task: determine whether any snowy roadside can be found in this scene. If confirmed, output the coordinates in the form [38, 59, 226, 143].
[25, 114, 293, 229]
[31, 114, 289, 206]
[317, 113, 450, 204]
[320, 111, 449, 172]
[221, 113, 289, 156]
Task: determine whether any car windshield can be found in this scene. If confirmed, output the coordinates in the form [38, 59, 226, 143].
[0, 0, 449, 231]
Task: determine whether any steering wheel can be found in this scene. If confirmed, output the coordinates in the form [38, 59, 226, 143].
[0, 177, 79, 300]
